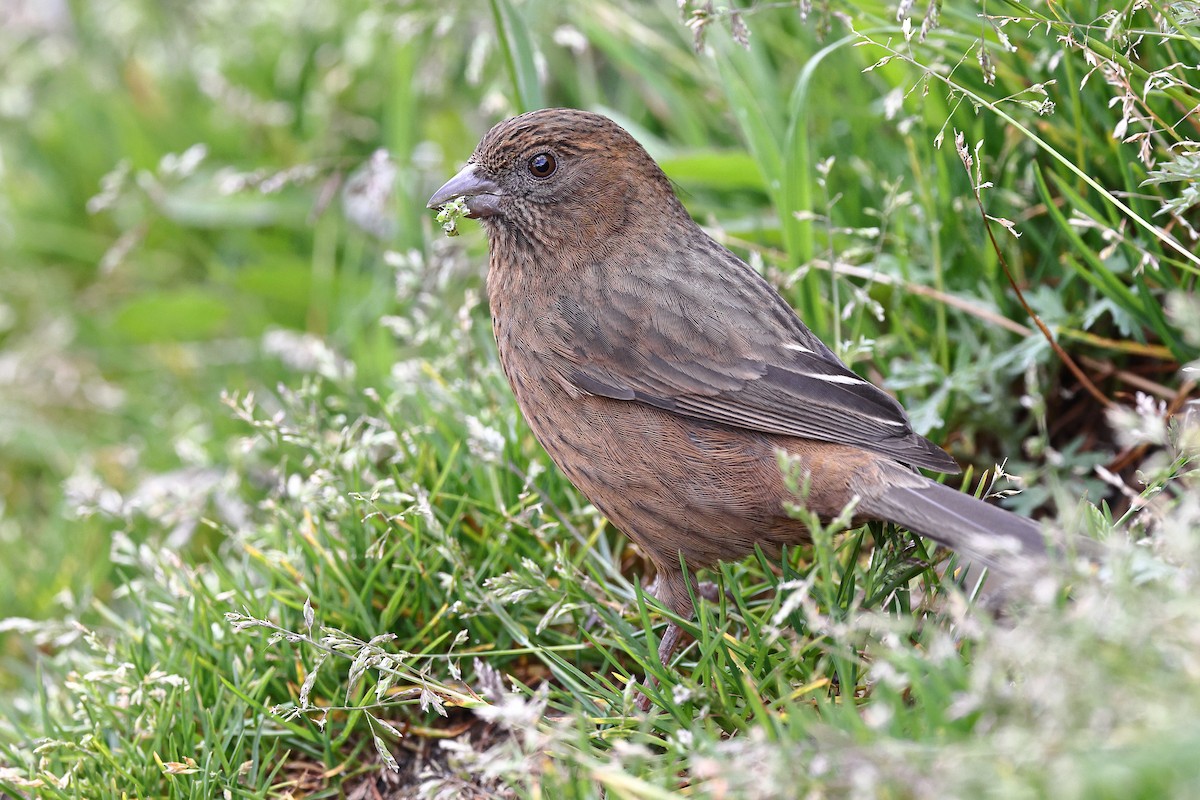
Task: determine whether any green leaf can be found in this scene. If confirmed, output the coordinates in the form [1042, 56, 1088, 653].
[658, 149, 768, 192]
[114, 288, 232, 342]
[489, 0, 544, 112]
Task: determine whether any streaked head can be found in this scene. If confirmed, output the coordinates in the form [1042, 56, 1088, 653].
[427, 108, 679, 247]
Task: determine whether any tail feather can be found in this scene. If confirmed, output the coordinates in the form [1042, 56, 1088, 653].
[856, 473, 1048, 571]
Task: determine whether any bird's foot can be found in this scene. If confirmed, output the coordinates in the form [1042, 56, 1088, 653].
[694, 580, 734, 605]
[635, 620, 683, 712]
[645, 575, 729, 607]
[634, 570, 709, 712]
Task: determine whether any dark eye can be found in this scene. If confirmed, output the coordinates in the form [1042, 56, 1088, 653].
[528, 152, 556, 178]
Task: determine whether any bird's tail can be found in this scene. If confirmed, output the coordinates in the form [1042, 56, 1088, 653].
[854, 467, 1048, 571]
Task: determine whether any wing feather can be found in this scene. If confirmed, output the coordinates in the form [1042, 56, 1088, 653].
[556, 239, 960, 473]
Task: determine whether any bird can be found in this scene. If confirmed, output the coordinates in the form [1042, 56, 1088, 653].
[427, 108, 1048, 708]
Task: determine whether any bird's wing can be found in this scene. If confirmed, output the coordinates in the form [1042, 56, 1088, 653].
[555, 243, 960, 473]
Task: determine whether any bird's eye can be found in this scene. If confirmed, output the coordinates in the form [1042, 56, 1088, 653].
[528, 152, 556, 178]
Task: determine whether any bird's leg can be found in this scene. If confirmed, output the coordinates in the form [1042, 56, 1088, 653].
[694, 580, 735, 605]
[646, 572, 729, 609]
[636, 567, 695, 712]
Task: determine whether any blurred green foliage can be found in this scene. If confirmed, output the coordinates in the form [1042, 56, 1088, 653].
[0, 0, 1197, 796]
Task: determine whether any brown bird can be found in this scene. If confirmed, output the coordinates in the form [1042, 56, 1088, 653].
[428, 108, 1047, 707]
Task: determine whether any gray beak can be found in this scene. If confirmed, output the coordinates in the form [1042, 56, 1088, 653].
[427, 164, 504, 218]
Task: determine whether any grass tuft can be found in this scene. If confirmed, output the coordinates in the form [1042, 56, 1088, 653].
[2, 0, 1198, 797]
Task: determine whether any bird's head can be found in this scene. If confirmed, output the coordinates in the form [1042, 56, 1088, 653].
[427, 108, 682, 254]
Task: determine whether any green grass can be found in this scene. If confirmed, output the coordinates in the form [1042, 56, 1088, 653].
[1, 0, 1198, 796]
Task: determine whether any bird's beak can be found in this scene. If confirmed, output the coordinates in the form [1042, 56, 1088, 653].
[426, 164, 505, 219]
